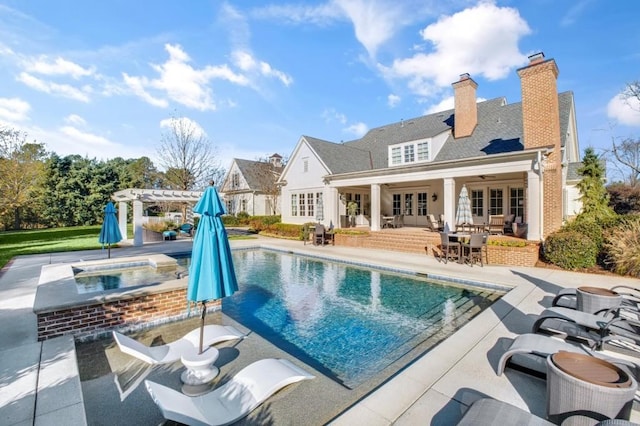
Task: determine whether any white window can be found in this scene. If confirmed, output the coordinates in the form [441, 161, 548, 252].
[291, 194, 298, 216]
[391, 147, 401, 165]
[417, 142, 429, 161]
[404, 145, 414, 163]
[232, 173, 240, 188]
[388, 139, 431, 166]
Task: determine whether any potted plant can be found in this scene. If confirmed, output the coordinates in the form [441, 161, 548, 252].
[347, 201, 358, 227]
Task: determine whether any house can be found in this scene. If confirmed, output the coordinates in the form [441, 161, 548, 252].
[278, 52, 582, 241]
[220, 153, 283, 216]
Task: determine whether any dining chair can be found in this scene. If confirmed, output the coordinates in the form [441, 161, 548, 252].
[439, 232, 460, 264]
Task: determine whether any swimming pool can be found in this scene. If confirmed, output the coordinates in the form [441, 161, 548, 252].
[176, 249, 504, 388]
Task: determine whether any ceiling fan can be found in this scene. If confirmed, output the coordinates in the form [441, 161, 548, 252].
[478, 175, 496, 180]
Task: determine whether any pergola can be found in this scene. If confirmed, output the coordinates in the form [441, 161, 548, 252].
[112, 188, 203, 247]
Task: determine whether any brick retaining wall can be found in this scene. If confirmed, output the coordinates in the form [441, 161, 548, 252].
[36, 288, 220, 341]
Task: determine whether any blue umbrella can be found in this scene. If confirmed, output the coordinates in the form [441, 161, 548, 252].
[99, 202, 122, 258]
[456, 185, 473, 226]
[187, 184, 239, 353]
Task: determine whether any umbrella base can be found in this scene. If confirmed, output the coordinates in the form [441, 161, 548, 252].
[180, 347, 219, 395]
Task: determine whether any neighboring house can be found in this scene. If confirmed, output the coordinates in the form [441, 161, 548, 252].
[220, 153, 283, 216]
[278, 53, 583, 241]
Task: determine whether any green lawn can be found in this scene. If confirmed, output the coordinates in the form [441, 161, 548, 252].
[0, 225, 257, 270]
[0, 226, 107, 269]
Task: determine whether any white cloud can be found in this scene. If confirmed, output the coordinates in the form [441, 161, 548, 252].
[334, 0, 407, 57]
[383, 3, 530, 97]
[322, 108, 347, 125]
[0, 97, 30, 121]
[607, 93, 640, 126]
[17, 72, 91, 102]
[387, 94, 401, 107]
[231, 50, 293, 86]
[59, 126, 117, 148]
[28, 56, 94, 79]
[344, 122, 368, 137]
[64, 114, 86, 127]
[160, 116, 207, 139]
[425, 94, 487, 115]
[124, 43, 251, 111]
[250, 3, 343, 26]
[426, 96, 455, 114]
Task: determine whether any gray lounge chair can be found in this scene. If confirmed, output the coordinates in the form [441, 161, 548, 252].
[457, 398, 553, 425]
[553, 285, 640, 310]
[497, 333, 639, 378]
[457, 397, 638, 426]
[532, 306, 640, 349]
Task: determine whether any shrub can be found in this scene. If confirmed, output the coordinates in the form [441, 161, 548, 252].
[221, 215, 239, 226]
[143, 221, 176, 232]
[543, 231, 598, 270]
[236, 211, 250, 224]
[603, 216, 640, 277]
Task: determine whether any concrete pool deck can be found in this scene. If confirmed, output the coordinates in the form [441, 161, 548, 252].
[1, 235, 640, 425]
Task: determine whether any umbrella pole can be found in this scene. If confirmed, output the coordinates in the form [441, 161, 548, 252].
[199, 301, 206, 354]
[108, 243, 111, 259]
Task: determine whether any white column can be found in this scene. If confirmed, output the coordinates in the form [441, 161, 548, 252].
[133, 199, 144, 247]
[443, 178, 456, 230]
[527, 169, 542, 241]
[328, 187, 339, 229]
[118, 201, 128, 240]
[370, 184, 381, 231]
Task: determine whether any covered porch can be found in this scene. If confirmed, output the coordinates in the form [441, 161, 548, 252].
[321, 151, 545, 241]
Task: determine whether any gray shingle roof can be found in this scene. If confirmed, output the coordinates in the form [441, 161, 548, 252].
[234, 158, 281, 191]
[304, 91, 574, 174]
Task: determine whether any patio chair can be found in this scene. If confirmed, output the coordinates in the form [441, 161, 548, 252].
[503, 214, 515, 234]
[439, 232, 460, 264]
[531, 305, 640, 349]
[178, 223, 194, 237]
[497, 333, 640, 378]
[552, 285, 640, 311]
[427, 214, 442, 232]
[112, 325, 245, 365]
[314, 223, 330, 245]
[461, 233, 487, 267]
[457, 398, 554, 425]
[487, 214, 504, 234]
[145, 358, 314, 426]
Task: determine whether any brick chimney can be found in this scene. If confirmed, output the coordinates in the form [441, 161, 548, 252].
[517, 52, 562, 238]
[452, 73, 478, 138]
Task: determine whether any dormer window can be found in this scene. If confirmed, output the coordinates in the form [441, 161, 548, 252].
[389, 139, 431, 166]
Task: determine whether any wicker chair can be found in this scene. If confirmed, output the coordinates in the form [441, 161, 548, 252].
[439, 232, 460, 264]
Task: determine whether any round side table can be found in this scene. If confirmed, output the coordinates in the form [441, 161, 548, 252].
[180, 347, 219, 396]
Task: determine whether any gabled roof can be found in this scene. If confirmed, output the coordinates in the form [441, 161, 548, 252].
[303, 91, 575, 174]
[303, 136, 373, 174]
[234, 158, 281, 191]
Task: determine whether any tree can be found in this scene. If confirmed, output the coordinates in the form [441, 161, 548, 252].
[156, 116, 222, 191]
[252, 154, 286, 215]
[576, 147, 616, 220]
[0, 127, 47, 230]
[610, 137, 640, 186]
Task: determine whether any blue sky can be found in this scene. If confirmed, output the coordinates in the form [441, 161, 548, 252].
[0, 0, 639, 175]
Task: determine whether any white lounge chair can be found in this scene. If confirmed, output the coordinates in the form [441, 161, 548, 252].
[145, 358, 315, 426]
[112, 324, 245, 365]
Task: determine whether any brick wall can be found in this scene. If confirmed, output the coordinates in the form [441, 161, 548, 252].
[36, 288, 221, 341]
[334, 232, 539, 267]
[518, 53, 563, 238]
[452, 74, 478, 138]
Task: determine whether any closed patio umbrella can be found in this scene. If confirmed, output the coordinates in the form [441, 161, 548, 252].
[99, 202, 122, 258]
[315, 196, 324, 223]
[187, 183, 239, 354]
[456, 185, 473, 226]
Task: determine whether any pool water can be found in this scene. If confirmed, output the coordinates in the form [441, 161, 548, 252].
[75, 265, 180, 294]
[178, 249, 504, 388]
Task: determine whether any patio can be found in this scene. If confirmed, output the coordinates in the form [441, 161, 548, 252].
[1, 236, 639, 425]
